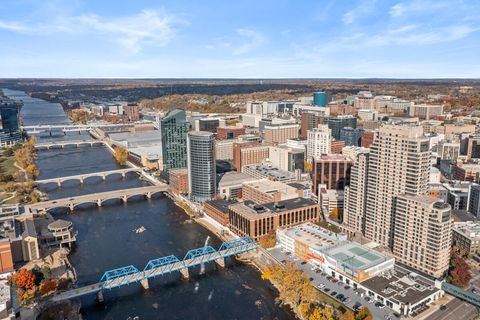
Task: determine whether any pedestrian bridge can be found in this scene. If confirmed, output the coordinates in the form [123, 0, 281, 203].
[34, 140, 107, 150]
[51, 237, 256, 302]
[25, 185, 168, 213]
[36, 168, 142, 187]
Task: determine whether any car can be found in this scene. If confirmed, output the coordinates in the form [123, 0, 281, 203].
[281, 260, 286, 263]
[375, 302, 385, 309]
[301, 261, 307, 265]
[318, 284, 325, 289]
[331, 278, 338, 283]
[337, 281, 344, 286]
[326, 276, 332, 280]
[324, 288, 330, 292]
[331, 291, 337, 296]
[321, 272, 327, 276]
[354, 303, 362, 312]
[336, 293, 344, 299]
[315, 269, 321, 273]
[364, 296, 371, 302]
[341, 297, 348, 302]
[309, 277, 314, 281]
[344, 285, 351, 290]
[440, 305, 448, 311]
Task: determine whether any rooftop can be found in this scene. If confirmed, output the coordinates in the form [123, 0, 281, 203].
[218, 172, 256, 187]
[205, 199, 238, 214]
[230, 198, 318, 219]
[243, 179, 301, 199]
[453, 221, 480, 240]
[361, 266, 439, 305]
[321, 241, 393, 273]
[279, 222, 347, 252]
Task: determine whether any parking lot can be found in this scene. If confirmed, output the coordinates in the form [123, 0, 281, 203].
[269, 247, 400, 320]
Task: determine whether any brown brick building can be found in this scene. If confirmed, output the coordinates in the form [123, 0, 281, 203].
[228, 198, 320, 241]
[0, 239, 14, 274]
[169, 168, 189, 195]
[300, 112, 328, 138]
[330, 140, 345, 154]
[204, 199, 235, 226]
[360, 130, 375, 148]
[216, 126, 246, 140]
[313, 155, 352, 194]
[233, 142, 269, 172]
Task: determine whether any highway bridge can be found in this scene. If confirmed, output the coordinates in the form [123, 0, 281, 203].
[25, 185, 168, 213]
[34, 140, 107, 149]
[35, 168, 142, 187]
[50, 237, 256, 302]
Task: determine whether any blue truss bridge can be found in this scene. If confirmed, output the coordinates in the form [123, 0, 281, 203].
[51, 237, 256, 302]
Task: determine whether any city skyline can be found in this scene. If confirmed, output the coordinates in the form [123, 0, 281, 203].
[0, 0, 479, 78]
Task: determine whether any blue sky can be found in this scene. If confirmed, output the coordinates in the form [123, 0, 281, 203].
[0, 0, 479, 78]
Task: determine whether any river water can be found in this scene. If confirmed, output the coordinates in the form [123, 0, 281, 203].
[14, 89, 296, 320]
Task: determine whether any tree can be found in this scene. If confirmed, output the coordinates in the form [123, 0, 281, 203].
[39, 279, 57, 295]
[258, 231, 276, 248]
[26, 164, 39, 178]
[114, 147, 129, 165]
[448, 251, 472, 288]
[339, 310, 356, 320]
[304, 160, 312, 173]
[309, 306, 335, 320]
[356, 306, 372, 320]
[10, 269, 36, 290]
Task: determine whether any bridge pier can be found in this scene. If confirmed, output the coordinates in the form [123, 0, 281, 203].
[69, 204, 74, 211]
[102, 174, 106, 181]
[57, 180, 62, 187]
[97, 199, 102, 207]
[147, 192, 152, 199]
[215, 257, 226, 268]
[140, 278, 149, 290]
[179, 268, 189, 279]
[121, 172, 126, 179]
[96, 290, 104, 303]
[122, 196, 127, 203]
[80, 177, 84, 184]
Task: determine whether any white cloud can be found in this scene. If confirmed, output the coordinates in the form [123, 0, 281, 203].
[389, 1, 450, 17]
[233, 28, 266, 55]
[0, 9, 186, 52]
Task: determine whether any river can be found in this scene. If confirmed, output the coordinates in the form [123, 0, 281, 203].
[11, 89, 295, 320]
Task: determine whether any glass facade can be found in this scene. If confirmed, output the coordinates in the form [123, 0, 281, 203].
[188, 131, 216, 203]
[327, 116, 357, 140]
[340, 127, 364, 146]
[160, 109, 189, 171]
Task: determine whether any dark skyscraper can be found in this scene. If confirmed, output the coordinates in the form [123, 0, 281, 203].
[0, 100, 21, 146]
[159, 109, 189, 172]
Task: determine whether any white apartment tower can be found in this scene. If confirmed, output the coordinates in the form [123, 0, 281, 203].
[364, 124, 431, 247]
[307, 125, 331, 161]
[392, 195, 452, 278]
[343, 149, 370, 236]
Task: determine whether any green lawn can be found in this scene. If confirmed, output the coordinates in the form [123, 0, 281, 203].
[0, 157, 17, 176]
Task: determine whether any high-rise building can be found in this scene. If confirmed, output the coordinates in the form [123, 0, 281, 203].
[263, 124, 299, 144]
[307, 125, 331, 161]
[300, 112, 328, 138]
[468, 184, 480, 217]
[312, 155, 352, 194]
[340, 127, 364, 147]
[216, 126, 246, 140]
[0, 100, 21, 146]
[187, 131, 216, 203]
[392, 195, 452, 278]
[343, 150, 370, 236]
[159, 109, 189, 172]
[327, 115, 357, 140]
[313, 92, 329, 107]
[364, 124, 431, 247]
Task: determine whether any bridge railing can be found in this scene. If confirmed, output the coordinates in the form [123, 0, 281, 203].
[99, 237, 255, 289]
